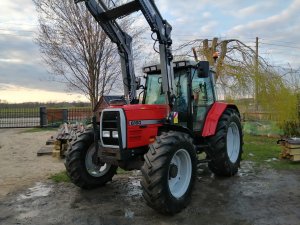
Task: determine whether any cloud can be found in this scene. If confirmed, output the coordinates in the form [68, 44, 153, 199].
[0, 83, 87, 103]
[0, 32, 65, 92]
[227, 0, 300, 35]
[0, 58, 23, 63]
[233, 5, 262, 18]
[224, 0, 300, 67]
[0, 0, 37, 25]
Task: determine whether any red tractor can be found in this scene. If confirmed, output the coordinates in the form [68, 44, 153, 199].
[66, 0, 243, 214]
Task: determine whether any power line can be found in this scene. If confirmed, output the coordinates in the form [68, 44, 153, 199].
[260, 38, 299, 45]
[260, 42, 300, 50]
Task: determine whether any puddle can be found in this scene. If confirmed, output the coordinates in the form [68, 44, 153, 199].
[239, 181, 272, 197]
[238, 161, 256, 177]
[124, 208, 135, 219]
[17, 182, 52, 201]
[130, 177, 141, 187]
[17, 210, 40, 220]
[127, 176, 142, 197]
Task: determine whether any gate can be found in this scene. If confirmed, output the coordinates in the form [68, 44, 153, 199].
[0, 107, 40, 128]
[0, 107, 92, 128]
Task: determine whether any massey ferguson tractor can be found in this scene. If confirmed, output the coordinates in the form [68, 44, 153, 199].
[65, 0, 243, 214]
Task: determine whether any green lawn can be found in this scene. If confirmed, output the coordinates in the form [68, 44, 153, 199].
[243, 134, 300, 170]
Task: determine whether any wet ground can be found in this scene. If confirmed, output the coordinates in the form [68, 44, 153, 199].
[0, 162, 299, 225]
[0, 128, 64, 197]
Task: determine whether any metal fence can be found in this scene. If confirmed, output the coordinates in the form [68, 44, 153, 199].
[242, 112, 278, 122]
[0, 107, 92, 128]
[0, 108, 40, 128]
[46, 107, 92, 127]
[68, 107, 93, 124]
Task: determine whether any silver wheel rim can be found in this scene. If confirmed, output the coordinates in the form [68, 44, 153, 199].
[226, 122, 240, 163]
[85, 144, 111, 177]
[168, 149, 192, 199]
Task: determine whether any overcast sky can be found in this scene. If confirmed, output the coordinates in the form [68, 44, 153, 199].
[0, 0, 300, 103]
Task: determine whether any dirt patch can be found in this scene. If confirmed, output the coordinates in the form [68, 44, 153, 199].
[0, 128, 64, 198]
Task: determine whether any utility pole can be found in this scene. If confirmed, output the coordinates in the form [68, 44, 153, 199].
[255, 37, 259, 111]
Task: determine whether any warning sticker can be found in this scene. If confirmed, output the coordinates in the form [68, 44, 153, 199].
[173, 112, 178, 124]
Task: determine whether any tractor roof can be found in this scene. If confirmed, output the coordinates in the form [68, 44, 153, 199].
[143, 60, 197, 74]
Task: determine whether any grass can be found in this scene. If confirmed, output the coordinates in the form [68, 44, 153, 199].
[243, 134, 300, 170]
[117, 168, 131, 174]
[49, 171, 70, 183]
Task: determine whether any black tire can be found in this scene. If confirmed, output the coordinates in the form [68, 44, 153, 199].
[207, 108, 243, 176]
[141, 131, 197, 215]
[64, 129, 117, 189]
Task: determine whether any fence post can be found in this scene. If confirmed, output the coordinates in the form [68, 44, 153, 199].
[62, 109, 68, 123]
[40, 106, 47, 127]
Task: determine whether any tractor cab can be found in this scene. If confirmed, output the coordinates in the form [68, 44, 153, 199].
[142, 60, 216, 132]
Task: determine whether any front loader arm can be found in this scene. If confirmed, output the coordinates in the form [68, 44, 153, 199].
[76, 0, 175, 106]
[76, 0, 137, 103]
[137, 0, 175, 105]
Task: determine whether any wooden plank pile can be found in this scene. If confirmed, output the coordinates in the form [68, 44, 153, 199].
[279, 138, 300, 161]
[52, 123, 85, 158]
[37, 123, 85, 158]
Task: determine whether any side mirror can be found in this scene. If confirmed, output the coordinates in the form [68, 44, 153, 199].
[197, 61, 210, 78]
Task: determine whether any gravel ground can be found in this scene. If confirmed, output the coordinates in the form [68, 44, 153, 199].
[0, 128, 64, 198]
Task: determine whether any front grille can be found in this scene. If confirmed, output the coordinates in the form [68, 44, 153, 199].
[101, 111, 120, 146]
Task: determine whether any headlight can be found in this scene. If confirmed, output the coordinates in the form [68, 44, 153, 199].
[102, 130, 110, 138]
[112, 131, 118, 138]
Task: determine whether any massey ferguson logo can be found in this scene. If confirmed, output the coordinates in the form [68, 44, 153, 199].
[129, 120, 142, 126]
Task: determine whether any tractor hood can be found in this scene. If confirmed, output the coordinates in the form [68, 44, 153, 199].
[106, 104, 169, 149]
[110, 104, 170, 121]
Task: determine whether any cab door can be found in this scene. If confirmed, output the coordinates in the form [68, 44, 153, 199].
[191, 69, 216, 131]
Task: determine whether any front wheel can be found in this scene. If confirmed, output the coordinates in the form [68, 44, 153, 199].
[207, 108, 243, 176]
[65, 129, 117, 189]
[141, 131, 197, 215]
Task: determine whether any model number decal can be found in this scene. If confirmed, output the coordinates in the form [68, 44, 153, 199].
[129, 120, 142, 126]
[129, 119, 164, 126]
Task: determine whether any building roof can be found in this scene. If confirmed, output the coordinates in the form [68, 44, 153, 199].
[103, 95, 124, 103]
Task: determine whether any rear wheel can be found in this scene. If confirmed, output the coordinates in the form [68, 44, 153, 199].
[207, 108, 243, 176]
[141, 131, 197, 215]
[65, 129, 117, 189]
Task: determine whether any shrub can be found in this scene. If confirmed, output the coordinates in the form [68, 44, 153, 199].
[280, 121, 300, 137]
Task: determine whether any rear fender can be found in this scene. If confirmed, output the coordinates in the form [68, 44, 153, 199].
[201, 102, 240, 137]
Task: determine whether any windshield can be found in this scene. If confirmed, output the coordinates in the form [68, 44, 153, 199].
[144, 68, 189, 105]
[144, 74, 166, 104]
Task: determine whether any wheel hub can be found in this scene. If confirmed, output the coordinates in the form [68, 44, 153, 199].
[226, 122, 241, 163]
[169, 164, 178, 178]
[168, 149, 192, 199]
[85, 144, 111, 177]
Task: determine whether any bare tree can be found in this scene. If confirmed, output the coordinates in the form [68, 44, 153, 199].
[33, 0, 144, 110]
